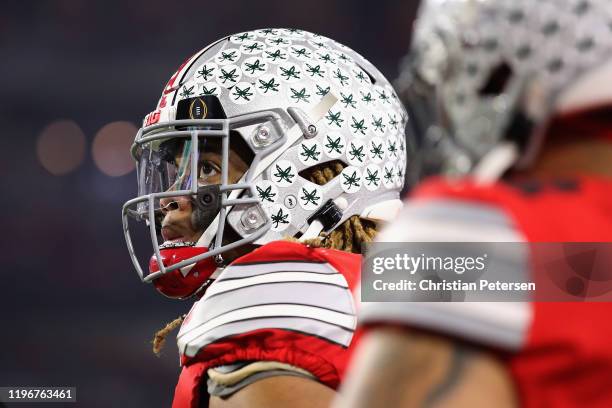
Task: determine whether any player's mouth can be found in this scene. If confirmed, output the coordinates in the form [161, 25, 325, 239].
[160, 225, 198, 248]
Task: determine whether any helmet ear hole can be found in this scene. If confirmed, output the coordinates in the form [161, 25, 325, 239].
[478, 61, 513, 96]
[299, 160, 347, 185]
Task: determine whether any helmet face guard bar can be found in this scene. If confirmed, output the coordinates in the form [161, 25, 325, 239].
[122, 111, 286, 283]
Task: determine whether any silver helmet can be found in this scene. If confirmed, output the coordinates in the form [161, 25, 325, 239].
[399, 0, 612, 180]
[122, 28, 408, 295]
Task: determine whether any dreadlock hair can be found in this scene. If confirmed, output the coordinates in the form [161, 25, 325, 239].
[294, 160, 379, 253]
[151, 162, 380, 355]
[152, 315, 184, 357]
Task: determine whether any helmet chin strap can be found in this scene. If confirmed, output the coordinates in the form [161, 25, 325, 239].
[300, 196, 348, 241]
[472, 142, 519, 184]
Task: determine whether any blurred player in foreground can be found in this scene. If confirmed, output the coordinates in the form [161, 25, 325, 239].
[121, 28, 408, 407]
[336, 1, 612, 407]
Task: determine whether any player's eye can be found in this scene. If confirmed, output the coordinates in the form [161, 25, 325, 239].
[199, 161, 220, 182]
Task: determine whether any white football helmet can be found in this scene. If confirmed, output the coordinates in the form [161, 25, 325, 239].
[122, 28, 408, 298]
[398, 0, 612, 181]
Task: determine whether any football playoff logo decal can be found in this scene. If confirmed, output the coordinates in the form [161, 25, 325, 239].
[188, 98, 208, 119]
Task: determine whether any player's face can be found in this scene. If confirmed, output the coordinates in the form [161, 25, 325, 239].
[158, 139, 248, 244]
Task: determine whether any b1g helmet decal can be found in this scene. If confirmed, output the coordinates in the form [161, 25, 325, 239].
[122, 28, 408, 299]
[399, 0, 612, 181]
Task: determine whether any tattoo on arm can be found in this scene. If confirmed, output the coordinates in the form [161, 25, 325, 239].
[339, 331, 478, 408]
[424, 343, 473, 408]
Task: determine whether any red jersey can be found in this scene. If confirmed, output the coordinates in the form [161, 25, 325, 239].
[172, 240, 362, 408]
[361, 175, 612, 408]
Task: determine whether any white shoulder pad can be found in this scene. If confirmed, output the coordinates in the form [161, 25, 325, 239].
[377, 199, 527, 243]
[361, 198, 532, 352]
[178, 259, 356, 357]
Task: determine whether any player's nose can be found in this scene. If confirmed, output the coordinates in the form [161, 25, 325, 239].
[159, 196, 192, 215]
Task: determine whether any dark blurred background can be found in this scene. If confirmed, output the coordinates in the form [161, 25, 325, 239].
[0, 1, 418, 406]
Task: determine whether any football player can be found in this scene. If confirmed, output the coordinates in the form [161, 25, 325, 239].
[121, 28, 408, 407]
[336, 1, 612, 407]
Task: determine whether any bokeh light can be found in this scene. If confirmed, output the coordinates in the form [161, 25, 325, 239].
[36, 120, 86, 175]
[92, 121, 137, 177]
